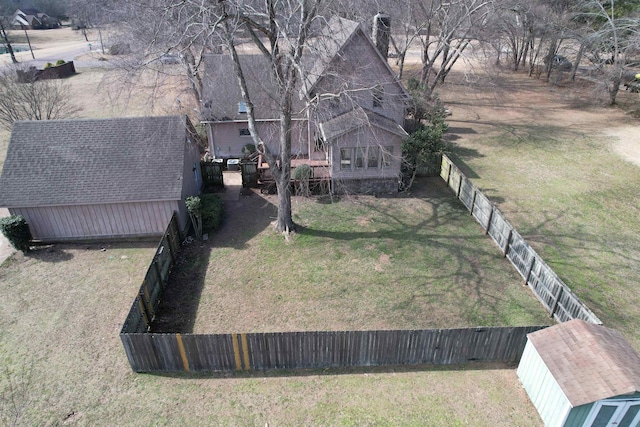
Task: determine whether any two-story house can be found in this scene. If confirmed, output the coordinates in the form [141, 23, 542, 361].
[201, 16, 411, 194]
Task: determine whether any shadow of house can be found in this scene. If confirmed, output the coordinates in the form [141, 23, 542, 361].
[0, 116, 202, 242]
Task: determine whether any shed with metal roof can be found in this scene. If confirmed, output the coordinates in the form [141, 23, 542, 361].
[0, 115, 202, 241]
[517, 319, 640, 427]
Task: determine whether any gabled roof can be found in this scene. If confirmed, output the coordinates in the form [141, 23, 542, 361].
[302, 17, 362, 95]
[202, 16, 410, 123]
[202, 54, 281, 121]
[527, 319, 640, 407]
[319, 107, 408, 141]
[0, 116, 192, 207]
[303, 16, 411, 101]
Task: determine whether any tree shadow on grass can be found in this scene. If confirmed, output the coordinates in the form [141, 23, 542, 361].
[150, 191, 277, 333]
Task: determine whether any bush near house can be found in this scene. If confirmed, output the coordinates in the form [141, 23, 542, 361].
[200, 194, 223, 232]
[0, 215, 32, 253]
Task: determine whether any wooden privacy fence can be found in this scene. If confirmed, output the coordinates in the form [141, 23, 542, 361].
[120, 213, 547, 373]
[121, 213, 181, 334]
[440, 154, 601, 325]
[120, 326, 546, 373]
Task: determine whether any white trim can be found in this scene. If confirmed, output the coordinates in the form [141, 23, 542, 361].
[583, 399, 640, 427]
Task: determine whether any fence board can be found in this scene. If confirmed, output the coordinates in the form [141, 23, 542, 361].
[487, 209, 512, 252]
[439, 155, 602, 326]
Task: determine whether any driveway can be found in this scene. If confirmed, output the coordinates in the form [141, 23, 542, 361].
[0, 208, 15, 265]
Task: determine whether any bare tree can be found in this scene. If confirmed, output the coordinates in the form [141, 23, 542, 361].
[0, 8, 18, 64]
[0, 69, 80, 131]
[221, 0, 321, 233]
[416, 0, 491, 96]
[573, 0, 640, 104]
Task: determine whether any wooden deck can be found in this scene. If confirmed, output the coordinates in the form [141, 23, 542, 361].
[257, 156, 331, 194]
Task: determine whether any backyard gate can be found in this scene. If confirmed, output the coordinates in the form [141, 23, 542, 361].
[201, 161, 224, 191]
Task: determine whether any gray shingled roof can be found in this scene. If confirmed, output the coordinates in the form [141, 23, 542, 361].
[319, 108, 408, 141]
[201, 54, 286, 121]
[302, 16, 362, 94]
[527, 319, 640, 407]
[0, 116, 190, 207]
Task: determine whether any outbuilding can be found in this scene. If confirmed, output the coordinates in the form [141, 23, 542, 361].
[517, 319, 640, 427]
[0, 116, 202, 241]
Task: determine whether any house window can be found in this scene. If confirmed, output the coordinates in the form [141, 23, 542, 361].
[238, 101, 247, 114]
[368, 147, 379, 168]
[381, 146, 393, 168]
[340, 148, 352, 169]
[355, 147, 365, 169]
[239, 128, 251, 137]
[372, 85, 384, 108]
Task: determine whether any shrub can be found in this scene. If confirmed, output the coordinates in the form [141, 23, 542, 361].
[44, 62, 53, 69]
[0, 215, 32, 253]
[55, 59, 65, 66]
[200, 194, 223, 232]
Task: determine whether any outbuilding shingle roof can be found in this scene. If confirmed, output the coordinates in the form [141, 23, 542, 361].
[0, 116, 191, 207]
[527, 319, 640, 407]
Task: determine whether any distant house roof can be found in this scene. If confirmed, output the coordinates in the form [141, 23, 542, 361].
[13, 8, 43, 26]
[319, 108, 408, 141]
[0, 116, 192, 207]
[527, 319, 640, 407]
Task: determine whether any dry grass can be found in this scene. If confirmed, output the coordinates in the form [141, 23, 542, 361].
[153, 178, 551, 334]
[440, 67, 640, 350]
[0, 45, 546, 421]
[0, 242, 542, 426]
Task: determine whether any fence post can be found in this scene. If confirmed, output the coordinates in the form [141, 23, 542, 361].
[446, 162, 453, 187]
[470, 189, 477, 216]
[456, 175, 463, 198]
[550, 286, 564, 319]
[485, 206, 494, 235]
[524, 256, 535, 286]
[503, 229, 512, 257]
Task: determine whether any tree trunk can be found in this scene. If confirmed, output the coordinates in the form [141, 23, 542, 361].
[571, 43, 585, 81]
[275, 174, 294, 232]
[0, 21, 18, 64]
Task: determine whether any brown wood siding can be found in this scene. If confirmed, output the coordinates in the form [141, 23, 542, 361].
[11, 201, 179, 241]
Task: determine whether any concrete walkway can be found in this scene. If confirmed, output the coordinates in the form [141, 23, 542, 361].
[221, 171, 242, 201]
[0, 208, 15, 265]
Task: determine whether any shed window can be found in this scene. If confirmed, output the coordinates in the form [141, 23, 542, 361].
[239, 128, 251, 137]
[238, 101, 247, 113]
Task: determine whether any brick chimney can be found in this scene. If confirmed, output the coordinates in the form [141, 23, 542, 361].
[372, 13, 391, 60]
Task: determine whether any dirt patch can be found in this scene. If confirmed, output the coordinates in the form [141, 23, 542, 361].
[605, 126, 640, 167]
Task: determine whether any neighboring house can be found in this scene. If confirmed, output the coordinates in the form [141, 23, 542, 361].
[201, 15, 411, 194]
[517, 319, 640, 427]
[12, 8, 59, 30]
[0, 116, 202, 241]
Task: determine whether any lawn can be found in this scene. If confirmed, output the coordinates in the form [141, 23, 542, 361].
[153, 178, 551, 334]
[438, 69, 640, 350]
[0, 239, 543, 426]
